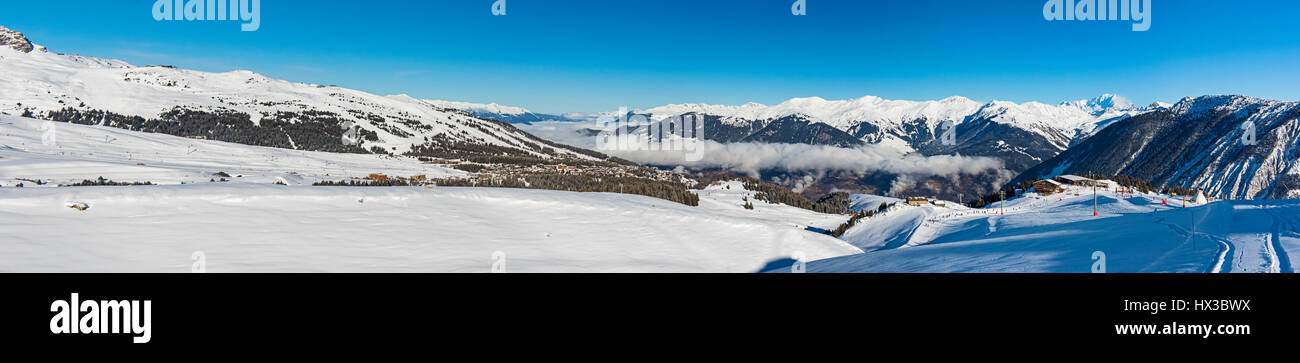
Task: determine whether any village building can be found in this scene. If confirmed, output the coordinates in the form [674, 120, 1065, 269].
[1033, 179, 1064, 196]
[1095, 179, 1119, 191]
[1055, 174, 1116, 188]
[1055, 174, 1092, 186]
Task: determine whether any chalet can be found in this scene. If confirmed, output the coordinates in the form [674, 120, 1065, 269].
[1056, 175, 1119, 189]
[906, 197, 930, 206]
[1055, 174, 1095, 186]
[1033, 179, 1064, 196]
[1096, 179, 1119, 191]
[368, 173, 388, 181]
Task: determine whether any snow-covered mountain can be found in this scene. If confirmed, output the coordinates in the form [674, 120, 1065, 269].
[1012, 95, 1300, 199]
[0, 25, 607, 162]
[639, 94, 1158, 172]
[643, 95, 984, 131]
[961, 94, 1147, 148]
[422, 99, 572, 124]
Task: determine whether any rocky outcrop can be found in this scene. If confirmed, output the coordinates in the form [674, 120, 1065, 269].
[0, 26, 34, 53]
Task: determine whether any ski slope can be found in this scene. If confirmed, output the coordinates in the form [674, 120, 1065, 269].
[0, 184, 864, 273]
[0, 115, 463, 186]
[797, 185, 1300, 273]
[0, 114, 861, 272]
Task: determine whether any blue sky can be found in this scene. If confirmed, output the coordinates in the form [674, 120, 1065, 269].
[2, 0, 1298, 114]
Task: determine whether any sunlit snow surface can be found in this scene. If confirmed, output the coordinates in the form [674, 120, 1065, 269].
[0, 115, 859, 272]
[2, 114, 1296, 273]
[795, 188, 1300, 273]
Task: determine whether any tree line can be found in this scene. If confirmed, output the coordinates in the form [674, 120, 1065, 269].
[735, 177, 851, 214]
[429, 172, 700, 206]
[827, 202, 889, 238]
[63, 176, 153, 187]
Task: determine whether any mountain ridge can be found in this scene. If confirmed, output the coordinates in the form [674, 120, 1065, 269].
[1011, 95, 1300, 199]
[0, 26, 615, 163]
[634, 93, 1162, 174]
[421, 99, 573, 124]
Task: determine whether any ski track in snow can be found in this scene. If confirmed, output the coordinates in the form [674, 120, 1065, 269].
[1155, 215, 1233, 273]
[811, 184, 1300, 273]
[1263, 208, 1294, 273]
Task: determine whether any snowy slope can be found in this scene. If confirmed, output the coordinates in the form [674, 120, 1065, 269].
[0, 114, 463, 186]
[0, 185, 863, 273]
[849, 194, 901, 213]
[0, 26, 593, 159]
[0, 114, 862, 272]
[792, 184, 1299, 273]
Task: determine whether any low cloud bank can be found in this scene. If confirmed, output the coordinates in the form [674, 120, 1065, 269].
[610, 141, 1008, 179]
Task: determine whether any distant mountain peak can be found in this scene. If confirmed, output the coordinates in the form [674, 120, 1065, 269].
[419, 99, 577, 124]
[422, 99, 533, 116]
[1057, 93, 1139, 115]
[939, 95, 975, 104]
[0, 25, 35, 53]
[1087, 93, 1134, 110]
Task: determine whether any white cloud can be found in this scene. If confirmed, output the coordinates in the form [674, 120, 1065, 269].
[610, 141, 1008, 179]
